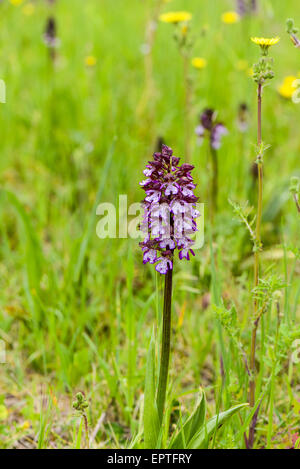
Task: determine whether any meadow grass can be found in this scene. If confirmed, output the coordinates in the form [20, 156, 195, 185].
[0, 0, 299, 449]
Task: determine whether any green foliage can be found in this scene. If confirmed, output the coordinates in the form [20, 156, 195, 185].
[187, 404, 249, 449]
[229, 199, 256, 245]
[143, 332, 160, 449]
[286, 18, 299, 35]
[253, 57, 275, 83]
[252, 274, 286, 320]
[169, 391, 206, 449]
[169, 391, 248, 449]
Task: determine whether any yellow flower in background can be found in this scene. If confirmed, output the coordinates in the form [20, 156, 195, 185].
[251, 36, 280, 55]
[278, 75, 298, 99]
[191, 57, 207, 70]
[9, 0, 24, 5]
[22, 3, 35, 16]
[251, 37, 280, 47]
[159, 11, 192, 24]
[221, 11, 240, 24]
[85, 55, 97, 67]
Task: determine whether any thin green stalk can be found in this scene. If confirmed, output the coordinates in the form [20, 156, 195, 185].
[267, 302, 281, 448]
[210, 146, 218, 220]
[249, 82, 262, 447]
[157, 268, 173, 423]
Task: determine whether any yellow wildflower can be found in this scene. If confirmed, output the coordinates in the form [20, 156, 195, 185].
[191, 57, 207, 70]
[221, 11, 240, 24]
[251, 37, 280, 47]
[247, 67, 254, 77]
[22, 3, 35, 16]
[278, 75, 298, 99]
[251, 36, 280, 55]
[9, 0, 23, 5]
[159, 11, 192, 24]
[85, 56, 97, 67]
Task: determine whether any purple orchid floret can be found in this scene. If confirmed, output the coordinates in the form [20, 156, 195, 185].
[200, 108, 216, 130]
[195, 108, 228, 150]
[211, 123, 228, 150]
[155, 258, 173, 275]
[140, 145, 199, 275]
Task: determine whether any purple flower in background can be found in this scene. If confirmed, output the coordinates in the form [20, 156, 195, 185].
[140, 145, 199, 274]
[236, 0, 257, 17]
[43, 17, 60, 49]
[237, 102, 249, 133]
[195, 109, 228, 218]
[200, 108, 215, 131]
[195, 108, 228, 149]
[211, 123, 228, 149]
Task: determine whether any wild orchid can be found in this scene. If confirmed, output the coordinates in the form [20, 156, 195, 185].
[140, 144, 199, 275]
[140, 144, 199, 422]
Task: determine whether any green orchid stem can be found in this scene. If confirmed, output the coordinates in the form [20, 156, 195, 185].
[157, 267, 173, 424]
[249, 82, 263, 448]
[211, 146, 218, 221]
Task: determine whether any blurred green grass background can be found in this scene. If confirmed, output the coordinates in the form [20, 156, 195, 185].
[0, 0, 299, 449]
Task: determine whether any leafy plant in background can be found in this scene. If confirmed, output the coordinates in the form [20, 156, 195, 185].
[246, 36, 280, 448]
[286, 18, 300, 49]
[72, 392, 90, 449]
[228, 36, 281, 448]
